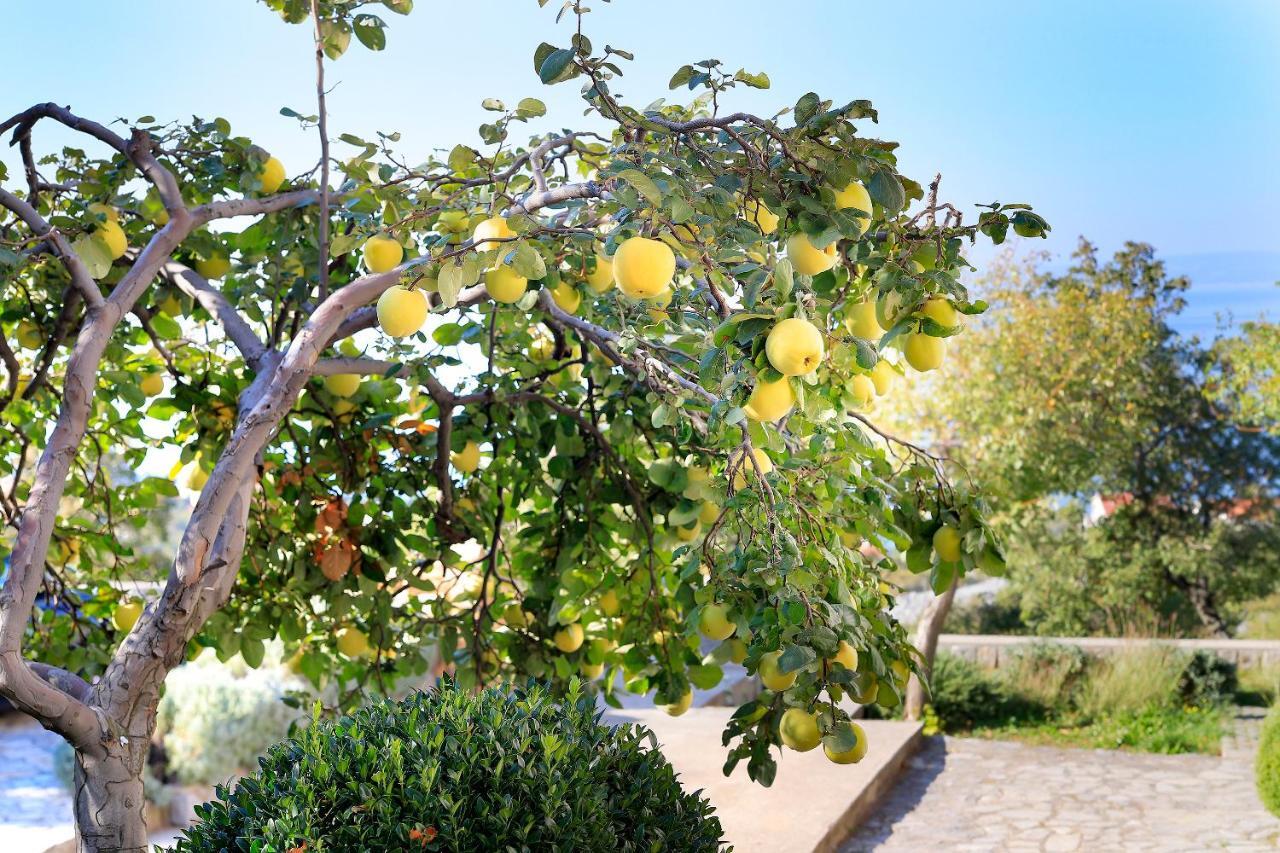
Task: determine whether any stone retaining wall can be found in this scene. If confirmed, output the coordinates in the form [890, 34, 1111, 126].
[939, 634, 1280, 669]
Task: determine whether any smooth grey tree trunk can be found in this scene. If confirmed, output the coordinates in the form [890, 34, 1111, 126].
[904, 583, 958, 721]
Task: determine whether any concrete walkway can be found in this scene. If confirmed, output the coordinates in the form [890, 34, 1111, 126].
[842, 718, 1278, 852]
[608, 706, 922, 853]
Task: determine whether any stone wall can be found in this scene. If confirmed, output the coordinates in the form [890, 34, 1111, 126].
[938, 634, 1280, 669]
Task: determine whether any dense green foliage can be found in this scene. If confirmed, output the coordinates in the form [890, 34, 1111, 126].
[920, 645, 1233, 754]
[173, 680, 724, 852]
[897, 241, 1280, 636]
[1257, 703, 1280, 818]
[0, 0, 1044, 786]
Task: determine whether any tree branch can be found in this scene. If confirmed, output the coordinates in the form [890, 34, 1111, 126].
[0, 187, 104, 308]
[161, 260, 270, 367]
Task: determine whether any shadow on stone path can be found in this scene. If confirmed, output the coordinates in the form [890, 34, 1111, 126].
[843, 718, 1279, 852]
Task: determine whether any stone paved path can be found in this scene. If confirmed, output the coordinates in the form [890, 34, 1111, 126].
[0, 713, 74, 852]
[843, 714, 1278, 852]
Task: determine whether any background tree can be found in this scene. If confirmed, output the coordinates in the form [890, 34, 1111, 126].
[0, 1, 1038, 848]
[897, 241, 1280, 637]
[1209, 316, 1280, 434]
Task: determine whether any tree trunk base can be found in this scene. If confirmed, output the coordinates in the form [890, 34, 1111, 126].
[73, 746, 149, 853]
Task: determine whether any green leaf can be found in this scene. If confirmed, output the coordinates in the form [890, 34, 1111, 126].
[481, 98, 506, 112]
[794, 92, 821, 125]
[352, 14, 387, 51]
[538, 48, 577, 85]
[615, 169, 663, 206]
[516, 97, 547, 118]
[241, 637, 265, 668]
[433, 323, 463, 346]
[149, 313, 183, 340]
[381, 0, 412, 13]
[668, 65, 695, 90]
[867, 170, 906, 215]
[778, 644, 817, 673]
[319, 20, 352, 60]
[689, 664, 724, 690]
[511, 243, 546, 279]
[774, 258, 794, 298]
[853, 338, 878, 371]
[733, 69, 770, 89]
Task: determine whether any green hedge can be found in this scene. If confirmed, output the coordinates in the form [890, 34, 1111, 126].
[1257, 703, 1280, 817]
[172, 680, 725, 852]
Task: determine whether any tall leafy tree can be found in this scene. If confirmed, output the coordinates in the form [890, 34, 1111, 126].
[901, 241, 1280, 636]
[0, 1, 1039, 846]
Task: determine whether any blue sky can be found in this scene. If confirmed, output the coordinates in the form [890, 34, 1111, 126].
[4, 0, 1277, 337]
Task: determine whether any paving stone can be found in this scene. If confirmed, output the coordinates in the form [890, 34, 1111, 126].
[841, 710, 1280, 852]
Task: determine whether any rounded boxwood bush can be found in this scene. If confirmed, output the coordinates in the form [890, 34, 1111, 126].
[1257, 703, 1280, 817]
[172, 680, 725, 852]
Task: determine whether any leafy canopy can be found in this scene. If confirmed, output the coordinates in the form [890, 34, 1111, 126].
[0, 0, 1042, 782]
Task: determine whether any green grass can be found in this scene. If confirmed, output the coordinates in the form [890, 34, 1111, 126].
[923, 646, 1235, 755]
[970, 705, 1227, 754]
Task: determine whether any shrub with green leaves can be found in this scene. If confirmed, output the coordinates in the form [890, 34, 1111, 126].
[1176, 649, 1238, 706]
[1258, 704, 1280, 818]
[172, 680, 725, 852]
[155, 651, 305, 786]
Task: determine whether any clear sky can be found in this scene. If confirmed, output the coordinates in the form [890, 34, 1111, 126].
[4, 0, 1278, 336]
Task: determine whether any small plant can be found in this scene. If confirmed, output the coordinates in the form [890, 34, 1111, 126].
[1176, 650, 1238, 706]
[1077, 646, 1185, 719]
[1258, 703, 1280, 818]
[927, 653, 1033, 731]
[155, 650, 305, 786]
[172, 680, 725, 852]
[1003, 641, 1088, 709]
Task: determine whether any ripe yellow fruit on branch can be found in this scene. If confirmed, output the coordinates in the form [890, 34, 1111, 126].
[766, 317, 825, 376]
[553, 622, 584, 653]
[731, 446, 774, 490]
[87, 202, 118, 224]
[699, 500, 721, 526]
[921, 296, 958, 328]
[664, 689, 693, 717]
[486, 265, 528, 303]
[599, 588, 620, 616]
[904, 332, 945, 372]
[15, 320, 42, 349]
[698, 604, 736, 641]
[829, 640, 858, 672]
[451, 440, 481, 473]
[870, 360, 896, 395]
[845, 299, 883, 341]
[849, 374, 876, 407]
[257, 156, 286, 193]
[95, 219, 128, 259]
[184, 464, 208, 492]
[376, 285, 427, 337]
[758, 650, 796, 691]
[780, 707, 821, 751]
[363, 235, 403, 273]
[195, 253, 231, 280]
[586, 253, 615, 293]
[744, 377, 794, 422]
[824, 723, 869, 764]
[551, 281, 582, 314]
[675, 521, 701, 542]
[613, 236, 676, 298]
[724, 638, 748, 664]
[112, 598, 143, 633]
[139, 372, 164, 397]
[324, 374, 361, 397]
[744, 199, 779, 234]
[472, 216, 515, 252]
[833, 182, 873, 235]
[785, 233, 838, 276]
[336, 627, 371, 658]
[933, 524, 962, 562]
